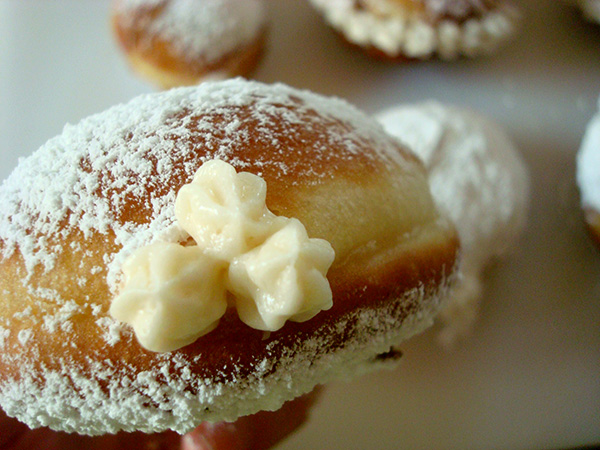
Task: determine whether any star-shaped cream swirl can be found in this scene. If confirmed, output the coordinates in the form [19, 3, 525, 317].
[228, 218, 335, 331]
[175, 158, 285, 261]
[109, 243, 227, 352]
[110, 159, 335, 352]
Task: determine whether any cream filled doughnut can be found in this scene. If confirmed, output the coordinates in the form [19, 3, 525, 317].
[377, 102, 529, 343]
[307, 0, 520, 60]
[111, 0, 267, 89]
[0, 79, 458, 435]
[577, 98, 600, 249]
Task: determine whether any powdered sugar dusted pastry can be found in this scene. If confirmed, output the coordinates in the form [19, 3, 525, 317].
[377, 101, 529, 343]
[308, 0, 520, 60]
[111, 0, 267, 89]
[577, 98, 600, 249]
[0, 79, 458, 435]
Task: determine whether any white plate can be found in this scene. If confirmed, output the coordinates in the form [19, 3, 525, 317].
[1, 1, 599, 449]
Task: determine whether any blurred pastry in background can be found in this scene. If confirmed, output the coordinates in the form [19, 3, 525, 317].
[377, 101, 530, 344]
[577, 98, 600, 249]
[307, 0, 520, 60]
[111, 0, 267, 89]
[573, 0, 600, 23]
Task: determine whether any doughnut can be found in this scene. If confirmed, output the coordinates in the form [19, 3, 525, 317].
[376, 101, 529, 343]
[307, 0, 521, 60]
[577, 98, 600, 249]
[111, 0, 267, 89]
[0, 79, 459, 435]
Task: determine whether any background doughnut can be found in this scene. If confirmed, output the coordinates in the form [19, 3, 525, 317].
[577, 97, 600, 249]
[377, 101, 530, 344]
[111, 0, 267, 89]
[306, 0, 521, 60]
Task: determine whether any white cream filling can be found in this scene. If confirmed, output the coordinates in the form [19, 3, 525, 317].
[229, 218, 334, 331]
[110, 160, 335, 352]
[109, 243, 228, 352]
[308, 0, 520, 59]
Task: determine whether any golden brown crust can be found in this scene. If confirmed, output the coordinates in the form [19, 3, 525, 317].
[111, 0, 267, 88]
[0, 80, 458, 434]
[117, 32, 266, 90]
[0, 233, 457, 393]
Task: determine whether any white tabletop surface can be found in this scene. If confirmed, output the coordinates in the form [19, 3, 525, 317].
[1, 1, 599, 449]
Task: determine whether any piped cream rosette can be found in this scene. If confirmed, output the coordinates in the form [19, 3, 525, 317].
[110, 160, 335, 352]
[308, 0, 520, 60]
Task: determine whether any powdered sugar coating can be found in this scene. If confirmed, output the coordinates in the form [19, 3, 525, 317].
[0, 288, 443, 435]
[377, 102, 529, 343]
[114, 0, 266, 64]
[577, 97, 600, 213]
[0, 79, 409, 291]
[0, 79, 454, 435]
